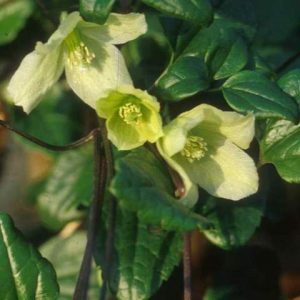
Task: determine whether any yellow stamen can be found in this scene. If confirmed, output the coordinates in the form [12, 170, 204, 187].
[64, 31, 95, 67]
[119, 102, 142, 125]
[181, 136, 208, 163]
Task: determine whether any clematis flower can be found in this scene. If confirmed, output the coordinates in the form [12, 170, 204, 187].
[7, 11, 147, 113]
[157, 104, 259, 202]
[96, 86, 163, 150]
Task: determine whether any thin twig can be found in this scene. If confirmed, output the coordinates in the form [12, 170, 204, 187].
[0, 119, 95, 151]
[98, 118, 116, 300]
[276, 50, 300, 73]
[183, 233, 192, 300]
[74, 129, 107, 300]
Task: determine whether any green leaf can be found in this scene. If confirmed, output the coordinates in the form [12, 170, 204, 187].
[215, 0, 257, 41]
[110, 147, 212, 231]
[260, 119, 300, 183]
[80, 0, 115, 24]
[40, 232, 101, 300]
[156, 19, 249, 101]
[121, 13, 173, 90]
[156, 55, 209, 101]
[9, 84, 80, 151]
[142, 0, 213, 25]
[0, 0, 33, 45]
[95, 204, 183, 300]
[222, 70, 299, 121]
[195, 193, 264, 249]
[213, 37, 248, 80]
[278, 69, 300, 105]
[154, 1, 255, 101]
[38, 147, 93, 230]
[183, 19, 249, 73]
[0, 212, 59, 299]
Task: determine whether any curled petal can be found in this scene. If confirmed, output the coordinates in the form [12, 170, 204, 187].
[194, 104, 255, 149]
[36, 12, 82, 55]
[79, 13, 147, 45]
[157, 139, 194, 197]
[161, 111, 205, 157]
[7, 47, 64, 113]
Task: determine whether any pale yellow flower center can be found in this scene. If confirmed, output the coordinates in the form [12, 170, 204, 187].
[119, 102, 143, 125]
[181, 136, 208, 163]
[64, 31, 95, 67]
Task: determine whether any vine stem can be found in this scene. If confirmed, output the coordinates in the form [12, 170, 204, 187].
[183, 233, 192, 300]
[0, 119, 95, 151]
[98, 118, 116, 300]
[74, 129, 107, 300]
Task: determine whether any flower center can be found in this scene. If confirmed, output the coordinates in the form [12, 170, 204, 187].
[181, 136, 208, 163]
[119, 102, 143, 125]
[64, 31, 95, 67]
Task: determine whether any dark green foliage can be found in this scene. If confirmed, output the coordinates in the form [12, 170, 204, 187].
[111, 147, 212, 231]
[95, 203, 183, 300]
[0, 212, 59, 299]
[222, 71, 299, 121]
[37, 147, 93, 230]
[195, 192, 264, 249]
[80, 0, 115, 24]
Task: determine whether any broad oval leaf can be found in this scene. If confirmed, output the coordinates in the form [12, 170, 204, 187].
[95, 204, 183, 300]
[222, 70, 299, 121]
[156, 18, 251, 102]
[40, 231, 101, 300]
[260, 119, 300, 183]
[278, 69, 300, 105]
[38, 148, 93, 231]
[156, 55, 209, 101]
[0, 212, 59, 299]
[213, 37, 248, 80]
[142, 0, 213, 26]
[80, 0, 115, 24]
[195, 193, 264, 249]
[110, 147, 212, 231]
[184, 20, 249, 77]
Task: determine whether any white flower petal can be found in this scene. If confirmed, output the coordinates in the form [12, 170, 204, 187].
[78, 13, 147, 45]
[162, 110, 205, 157]
[176, 139, 259, 201]
[64, 41, 132, 108]
[196, 104, 255, 149]
[7, 47, 64, 113]
[157, 139, 193, 198]
[36, 12, 82, 55]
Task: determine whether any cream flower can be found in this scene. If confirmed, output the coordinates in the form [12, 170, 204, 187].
[96, 86, 163, 150]
[157, 104, 259, 201]
[7, 11, 147, 113]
